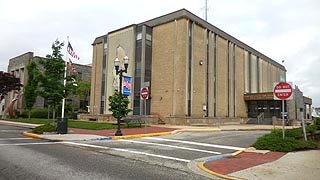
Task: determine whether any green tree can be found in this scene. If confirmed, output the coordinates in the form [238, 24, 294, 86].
[24, 61, 40, 119]
[108, 90, 131, 120]
[76, 80, 90, 103]
[38, 39, 65, 120]
[0, 71, 22, 96]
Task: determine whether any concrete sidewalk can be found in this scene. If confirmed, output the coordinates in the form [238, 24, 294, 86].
[228, 150, 320, 180]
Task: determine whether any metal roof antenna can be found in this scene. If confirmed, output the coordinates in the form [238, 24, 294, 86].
[201, 0, 209, 21]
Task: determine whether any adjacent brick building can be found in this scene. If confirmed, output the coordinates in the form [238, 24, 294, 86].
[4, 52, 91, 116]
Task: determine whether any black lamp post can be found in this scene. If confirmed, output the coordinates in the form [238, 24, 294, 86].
[114, 55, 129, 136]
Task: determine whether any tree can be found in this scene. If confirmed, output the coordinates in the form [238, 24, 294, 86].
[24, 61, 40, 119]
[108, 90, 131, 120]
[38, 39, 65, 120]
[76, 79, 90, 108]
[0, 71, 22, 96]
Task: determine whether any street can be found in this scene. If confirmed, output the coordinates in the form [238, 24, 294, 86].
[0, 124, 268, 180]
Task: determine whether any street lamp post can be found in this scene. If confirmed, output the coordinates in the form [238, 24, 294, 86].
[114, 55, 129, 136]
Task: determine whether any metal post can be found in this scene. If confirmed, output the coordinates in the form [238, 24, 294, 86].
[282, 100, 285, 139]
[115, 72, 123, 136]
[301, 109, 307, 141]
[144, 99, 147, 133]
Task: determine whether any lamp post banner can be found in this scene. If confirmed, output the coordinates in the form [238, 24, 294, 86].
[123, 76, 131, 96]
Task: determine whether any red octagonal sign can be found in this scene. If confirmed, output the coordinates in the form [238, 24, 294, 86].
[273, 82, 293, 100]
[140, 87, 149, 100]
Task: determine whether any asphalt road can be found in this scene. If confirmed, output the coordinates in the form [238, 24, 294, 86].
[0, 125, 213, 180]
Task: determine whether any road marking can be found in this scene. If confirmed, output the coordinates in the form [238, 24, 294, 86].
[0, 138, 33, 141]
[0, 130, 24, 132]
[0, 142, 57, 146]
[143, 137, 245, 151]
[119, 139, 221, 155]
[62, 141, 191, 163]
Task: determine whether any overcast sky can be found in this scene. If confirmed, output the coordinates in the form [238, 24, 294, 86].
[1, 0, 319, 107]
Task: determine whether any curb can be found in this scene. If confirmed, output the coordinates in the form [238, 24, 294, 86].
[197, 148, 252, 180]
[23, 132, 42, 139]
[197, 162, 245, 180]
[111, 128, 221, 140]
[176, 128, 221, 132]
[112, 131, 176, 140]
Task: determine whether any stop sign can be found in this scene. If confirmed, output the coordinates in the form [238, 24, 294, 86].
[273, 82, 293, 100]
[140, 87, 149, 100]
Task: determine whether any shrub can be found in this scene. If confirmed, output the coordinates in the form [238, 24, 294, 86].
[253, 126, 318, 152]
[32, 123, 56, 134]
[20, 109, 51, 119]
[306, 125, 318, 134]
[253, 134, 317, 152]
[315, 117, 320, 128]
[269, 125, 319, 140]
[271, 128, 303, 139]
[286, 128, 304, 139]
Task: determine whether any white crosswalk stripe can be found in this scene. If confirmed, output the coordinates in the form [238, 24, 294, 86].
[143, 137, 245, 151]
[0, 138, 33, 141]
[119, 139, 221, 154]
[62, 141, 191, 163]
[0, 142, 58, 146]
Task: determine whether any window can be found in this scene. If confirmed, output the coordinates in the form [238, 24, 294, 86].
[136, 33, 142, 40]
[146, 34, 152, 41]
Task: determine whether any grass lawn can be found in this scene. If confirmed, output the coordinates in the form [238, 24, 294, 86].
[4, 118, 141, 130]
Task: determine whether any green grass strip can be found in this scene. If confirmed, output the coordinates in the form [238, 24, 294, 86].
[4, 118, 142, 130]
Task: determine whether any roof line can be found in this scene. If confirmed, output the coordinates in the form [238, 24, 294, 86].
[141, 9, 285, 71]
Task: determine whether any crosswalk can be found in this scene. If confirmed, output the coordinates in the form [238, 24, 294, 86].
[143, 137, 245, 151]
[63, 141, 191, 163]
[119, 139, 222, 154]
[74, 136, 246, 163]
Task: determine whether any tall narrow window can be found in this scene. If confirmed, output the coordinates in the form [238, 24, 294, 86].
[205, 30, 209, 117]
[257, 57, 260, 93]
[134, 25, 142, 115]
[100, 37, 107, 114]
[233, 44, 236, 117]
[248, 52, 252, 93]
[187, 21, 193, 116]
[227, 41, 230, 117]
[213, 34, 217, 117]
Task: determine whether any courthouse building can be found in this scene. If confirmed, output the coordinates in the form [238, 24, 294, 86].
[90, 9, 311, 124]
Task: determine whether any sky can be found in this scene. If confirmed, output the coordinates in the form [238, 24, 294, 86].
[1, 0, 319, 107]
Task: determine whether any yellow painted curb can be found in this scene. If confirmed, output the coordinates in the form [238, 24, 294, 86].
[197, 162, 246, 180]
[23, 132, 41, 139]
[112, 131, 177, 140]
[176, 128, 221, 132]
[232, 150, 243, 156]
[111, 128, 222, 140]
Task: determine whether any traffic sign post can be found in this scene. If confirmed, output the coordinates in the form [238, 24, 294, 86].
[273, 82, 293, 139]
[140, 87, 149, 134]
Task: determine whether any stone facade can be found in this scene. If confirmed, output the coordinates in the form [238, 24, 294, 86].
[5, 52, 91, 115]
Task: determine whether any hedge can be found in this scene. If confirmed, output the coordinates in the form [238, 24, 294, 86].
[253, 125, 318, 152]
